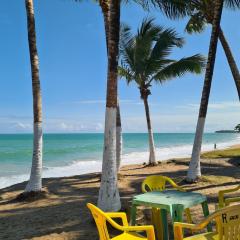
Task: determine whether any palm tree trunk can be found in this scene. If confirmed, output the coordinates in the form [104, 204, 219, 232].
[99, 0, 109, 47]
[25, 0, 43, 192]
[116, 99, 122, 171]
[100, 0, 122, 173]
[219, 27, 240, 100]
[143, 96, 156, 165]
[98, 0, 121, 211]
[187, 0, 224, 182]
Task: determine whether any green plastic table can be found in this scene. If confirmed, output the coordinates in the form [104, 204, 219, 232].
[130, 190, 211, 240]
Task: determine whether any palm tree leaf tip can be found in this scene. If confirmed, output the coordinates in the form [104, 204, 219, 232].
[153, 54, 206, 82]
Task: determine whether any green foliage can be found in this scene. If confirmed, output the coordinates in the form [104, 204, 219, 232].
[136, 0, 191, 19]
[184, 0, 240, 34]
[235, 124, 240, 132]
[201, 148, 240, 159]
[119, 18, 206, 92]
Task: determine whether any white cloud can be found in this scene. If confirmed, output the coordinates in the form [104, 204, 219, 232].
[0, 100, 239, 133]
[73, 100, 106, 104]
[13, 122, 32, 130]
[42, 119, 104, 133]
[121, 104, 240, 133]
[177, 101, 240, 111]
[72, 99, 143, 105]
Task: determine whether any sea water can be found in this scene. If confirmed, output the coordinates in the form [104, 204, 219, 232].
[0, 133, 239, 189]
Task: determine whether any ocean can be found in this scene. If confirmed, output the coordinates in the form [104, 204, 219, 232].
[0, 133, 239, 189]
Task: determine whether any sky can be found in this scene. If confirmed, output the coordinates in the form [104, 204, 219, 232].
[0, 0, 240, 133]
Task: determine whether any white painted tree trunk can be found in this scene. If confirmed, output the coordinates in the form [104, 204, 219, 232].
[187, 117, 205, 181]
[116, 101, 122, 172]
[25, 122, 43, 192]
[148, 127, 156, 165]
[98, 107, 121, 211]
[143, 97, 157, 165]
[116, 125, 122, 172]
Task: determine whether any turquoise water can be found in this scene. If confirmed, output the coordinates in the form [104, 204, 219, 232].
[0, 133, 239, 189]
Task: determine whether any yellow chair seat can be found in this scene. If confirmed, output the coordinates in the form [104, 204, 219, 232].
[113, 232, 147, 240]
[183, 232, 218, 240]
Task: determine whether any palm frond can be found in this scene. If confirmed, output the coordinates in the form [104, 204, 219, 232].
[185, 12, 207, 34]
[224, 0, 240, 9]
[134, 18, 162, 75]
[152, 54, 206, 83]
[145, 28, 184, 76]
[118, 65, 135, 84]
[150, 27, 184, 60]
[152, 0, 192, 19]
[120, 23, 133, 53]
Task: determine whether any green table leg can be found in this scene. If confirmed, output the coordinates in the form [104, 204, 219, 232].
[171, 205, 184, 240]
[161, 209, 168, 240]
[201, 201, 212, 232]
[171, 204, 183, 222]
[130, 203, 137, 226]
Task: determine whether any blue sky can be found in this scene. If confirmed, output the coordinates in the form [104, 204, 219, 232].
[0, 0, 240, 133]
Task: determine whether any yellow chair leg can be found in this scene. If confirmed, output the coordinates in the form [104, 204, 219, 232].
[184, 208, 194, 235]
[152, 208, 163, 240]
[185, 208, 192, 224]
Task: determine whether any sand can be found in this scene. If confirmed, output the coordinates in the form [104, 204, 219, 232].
[0, 154, 240, 239]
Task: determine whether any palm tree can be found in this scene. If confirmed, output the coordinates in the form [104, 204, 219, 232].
[185, 0, 240, 100]
[119, 18, 205, 165]
[186, 0, 224, 182]
[97, 0, 121, 211]
[24, 0, 43, 193]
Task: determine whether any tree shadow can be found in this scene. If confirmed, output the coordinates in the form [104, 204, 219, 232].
[0, 157, 240, 239]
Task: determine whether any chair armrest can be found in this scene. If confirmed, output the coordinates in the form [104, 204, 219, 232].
[174, 222, 202, 231]
[174, 220, 213, 240]
[106, 212, 128, 226]
[174, 219, 214, 239]
[167, 178, 185, 192]
[218, 185, 240, 208]
[122, 225, 155, 240]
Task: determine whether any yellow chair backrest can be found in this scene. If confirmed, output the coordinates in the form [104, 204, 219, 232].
[87, 203, 111, 240]
[215, 205, 240, 239]
[142, 175, 183, 193]
[218, 185, 240, 208]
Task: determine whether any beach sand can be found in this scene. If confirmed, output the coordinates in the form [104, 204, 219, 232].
[0, 149, 240, 240]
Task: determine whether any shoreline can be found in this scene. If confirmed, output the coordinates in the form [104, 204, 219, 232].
[0, 141, 239, 191]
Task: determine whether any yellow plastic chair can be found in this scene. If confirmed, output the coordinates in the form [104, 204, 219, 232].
[218, 185, 240, 208]
[174, 204, 240, 240]
[141, 176, 192, 240]
[87, 203, 156, 240]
